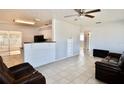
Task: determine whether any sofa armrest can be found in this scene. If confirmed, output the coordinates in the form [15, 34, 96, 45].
[95, 61, 121, 72]
[14, 71, 46, 84]
[9, 63, 34, 75]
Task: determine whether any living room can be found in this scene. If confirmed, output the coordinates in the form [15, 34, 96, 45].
[0, 9, 124, 85]
[2, 0, 124, 92]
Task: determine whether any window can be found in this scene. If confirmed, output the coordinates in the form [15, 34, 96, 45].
[0, 31, 22, 56]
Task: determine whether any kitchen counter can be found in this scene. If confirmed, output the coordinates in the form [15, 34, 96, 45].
[24, 41, 56, 44]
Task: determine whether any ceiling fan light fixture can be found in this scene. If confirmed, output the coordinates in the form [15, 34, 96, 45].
[80, 15, 84, 18]
[13, 19, 35, 25]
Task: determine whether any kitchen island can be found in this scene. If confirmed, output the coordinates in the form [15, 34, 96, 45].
[24, 42, 56, 67]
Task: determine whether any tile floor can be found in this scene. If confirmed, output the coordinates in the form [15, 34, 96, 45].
[2, 54, 23, 68]
[36, 53, 104, 84]
[2, 49, 104, 84]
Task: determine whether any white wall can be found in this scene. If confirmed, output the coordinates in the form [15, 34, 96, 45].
[53, 19, 80, 59]
[39, 26, 52, 40]
[84, 21, 124, 53]
[0, 24, 39, 43]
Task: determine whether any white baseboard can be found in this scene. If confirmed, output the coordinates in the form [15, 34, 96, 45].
[36, 53, 79, 68]
[54, 53, 79, 62]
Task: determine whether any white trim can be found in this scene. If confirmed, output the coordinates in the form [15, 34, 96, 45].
[52, 19, 56, 41]
[54, 53, 79, 62]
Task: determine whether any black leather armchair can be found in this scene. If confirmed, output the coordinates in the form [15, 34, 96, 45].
[0, 56, 46, 84]
[95, 52, 124, 84]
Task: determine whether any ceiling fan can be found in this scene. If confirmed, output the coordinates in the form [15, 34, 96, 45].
[64, 9, 101, 18]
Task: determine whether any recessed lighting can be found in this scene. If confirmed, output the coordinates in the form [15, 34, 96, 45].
[96, 22, 102, 24]
[74, 18, 78, 21]
[34, 18, 40, 22]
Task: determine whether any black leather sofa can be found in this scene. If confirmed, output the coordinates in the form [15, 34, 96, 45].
[93, 49, 109, 58]
[95, 52, 124, 84]
[0, 56, 46, 84]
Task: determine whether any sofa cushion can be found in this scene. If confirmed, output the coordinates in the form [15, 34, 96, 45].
[103, 56, 118, 64]
[108, 52, 121, 60]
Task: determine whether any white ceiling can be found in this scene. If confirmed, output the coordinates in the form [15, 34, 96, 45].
[0, 9, 124, 26]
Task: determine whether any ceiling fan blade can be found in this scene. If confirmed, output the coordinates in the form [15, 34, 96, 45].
[64, 14, 78, 18]
[85, 14, 95, 18]
[86, 9, 101, 14]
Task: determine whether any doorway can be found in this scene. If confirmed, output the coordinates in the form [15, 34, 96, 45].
[80, 31, 91, 54]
